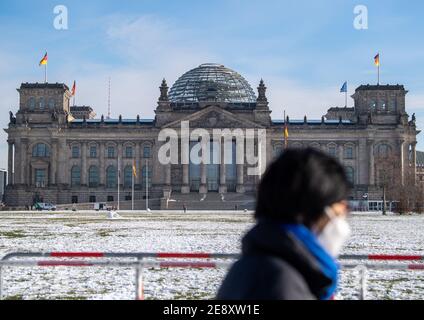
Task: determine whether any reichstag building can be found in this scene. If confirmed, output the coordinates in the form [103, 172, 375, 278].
[4, 63, 420, 209]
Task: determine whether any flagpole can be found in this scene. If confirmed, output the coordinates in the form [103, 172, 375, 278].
[345, 89, 347, 107]
[378, 64, 380, 85]
[146, 159, 149, 211]
[117, 157, 120, 211]
[44, 64, 47, 83]
[132, 163, 134, 211]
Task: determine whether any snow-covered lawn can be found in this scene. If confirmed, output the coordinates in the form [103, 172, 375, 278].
[0, 211, 423, 300]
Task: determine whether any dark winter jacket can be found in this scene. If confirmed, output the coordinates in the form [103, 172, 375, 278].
[216, 220, 333, 300]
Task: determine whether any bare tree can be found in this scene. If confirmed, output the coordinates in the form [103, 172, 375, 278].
[375, 151, 421, 214]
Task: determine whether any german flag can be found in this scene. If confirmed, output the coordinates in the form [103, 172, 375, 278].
[39, 52, 48, 66]
[374, 53, 380, 67]
[132, 160, 137, 177]
[284, 122, 289, 148]
[71, 81, 76, 96]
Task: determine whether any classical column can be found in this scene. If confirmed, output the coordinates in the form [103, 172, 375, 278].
[236, 140, 244, 193]
[7, 141, 13, 185]
[236, 164, 244, 193]
[117, 143, 123, 187]
[180, 137, 190, 193]
[199, 162, 207, 194]
[411, 142, 417, 185]
[165, 163, 171, 186]
[20, 139, 27, 185]
[181, 164, 189, 193]
[57, 138, 67, 185]
[199, 139, 207, 194]
[338, 143, 344, 162]
[135, 143, 141, 186]
[367, 140, 375, 186]
[99, 142, 105, 186]
[13, 139, 21, 185]
[399, 139, 405, 186]
[81, 141, 87, 186]
[219, 139, 227, 193]
[50, 140, 57, 185]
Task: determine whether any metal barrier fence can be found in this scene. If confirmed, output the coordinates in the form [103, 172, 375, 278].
[1, 252, 423, 300]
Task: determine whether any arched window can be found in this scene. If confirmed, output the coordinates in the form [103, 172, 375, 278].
[32, 143, 50, 157]
[143, 146, 151, 158]
[89, 146, 97, 158]
[106, 166, 117, 188]
[48, 98, 55, 109]
[38, 97, 45, 109]
[310, 143, 320, 151]
[380, 100, 387, 111]
[125, 146, 133, 158]
[388, 99, 396, 112]
[370, 100, 377, 111]
[377, 144, 390, 158]
[72, 146, 80, 158]
[141, 166, 152, 188]
[107, 146, 115, 158]
[345, 166, 354, 184]
[89, 166, 99, 187]
[28, 97, 36, 110]
[292, 143, 302, 149]
[124, 165, 133, 188]
[273, 144, 283, 158]
[327, 144, 337, 158]
[344, 146, 354, 159]
[71, 166, 81, 186]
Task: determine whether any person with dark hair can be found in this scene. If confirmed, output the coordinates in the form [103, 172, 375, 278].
[217, 148, 351, 300]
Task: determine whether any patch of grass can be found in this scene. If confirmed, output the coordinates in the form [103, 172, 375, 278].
[0, 230, 26, 238]
[173, 291, 211, 300]
[54, 295, 87, 300]
[97, 229, 112, 237]
[3, 294, 24, 300]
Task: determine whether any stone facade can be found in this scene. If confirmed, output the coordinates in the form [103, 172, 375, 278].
[4, 65, 421, 209]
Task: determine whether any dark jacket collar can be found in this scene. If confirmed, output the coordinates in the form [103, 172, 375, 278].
[241, 220, 333, 298]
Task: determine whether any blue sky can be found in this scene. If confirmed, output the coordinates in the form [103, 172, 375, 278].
[0, 0, 423, 168]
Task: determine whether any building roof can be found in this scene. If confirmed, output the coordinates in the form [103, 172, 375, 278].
[272, 119, 354, 125]
[168, 63, 257, 104]
[70, 118, 154, 125]
[417, 151, 424, 167]
[355, 84, 405, 91]
[70, 106, 93, 111]
[20, 82, 70, 91]
[326, 107, 355, 112]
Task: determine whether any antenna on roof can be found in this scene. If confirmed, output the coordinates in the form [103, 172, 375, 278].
[107, 77, 111, 119]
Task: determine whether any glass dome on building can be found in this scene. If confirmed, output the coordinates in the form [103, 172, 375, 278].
[168, 63, 257, 104]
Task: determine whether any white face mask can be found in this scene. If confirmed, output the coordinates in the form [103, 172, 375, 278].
[317, 206, 351, 258]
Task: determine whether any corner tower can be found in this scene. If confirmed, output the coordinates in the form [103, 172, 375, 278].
[15, 83, 72, 126]
[352, 84, 408, 125]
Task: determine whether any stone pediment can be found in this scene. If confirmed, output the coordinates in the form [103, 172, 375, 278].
[163, 106, 264, 129]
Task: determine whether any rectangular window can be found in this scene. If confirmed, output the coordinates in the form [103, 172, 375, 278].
[345, 147, 353, 159]
[35, 169, 46, 187]
[107, 147, 115, 158]
[72, 146, 80, 158]
[125, 195, 132, 201]
[89, 146, 97, 158]
[328, 147, 336, 157]
[143, 146, 151, 158]
[125, 146, 133, 158]
[107, 195, 114, 202]
[71, 196, 78, 204]
[89, 195, 96, 203]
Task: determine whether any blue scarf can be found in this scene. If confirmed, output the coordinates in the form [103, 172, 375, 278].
[281, 224, 339, 300]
